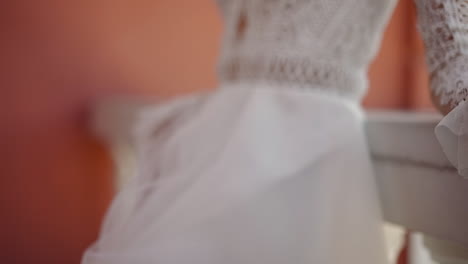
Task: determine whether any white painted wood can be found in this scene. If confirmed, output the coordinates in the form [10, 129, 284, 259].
[367, 111, 468, 247]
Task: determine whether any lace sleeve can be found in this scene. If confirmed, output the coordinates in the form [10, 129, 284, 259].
[415, 0, 468, 108]
[416, 0, 468, 177]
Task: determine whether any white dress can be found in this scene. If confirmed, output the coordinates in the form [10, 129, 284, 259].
[82, 1, 397, 263]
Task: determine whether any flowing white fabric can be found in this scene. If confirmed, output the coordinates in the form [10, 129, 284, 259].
[83, 0, 397, 262]
[435, 101, 468, 178]
[83, 84, 388, 264]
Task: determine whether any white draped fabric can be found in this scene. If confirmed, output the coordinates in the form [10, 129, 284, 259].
[83, 85, 388, 264]
[83, 0, 397, 262]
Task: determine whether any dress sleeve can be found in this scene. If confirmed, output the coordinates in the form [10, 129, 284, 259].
[415, 0, 468, 177]
[415, 0, 468, 107]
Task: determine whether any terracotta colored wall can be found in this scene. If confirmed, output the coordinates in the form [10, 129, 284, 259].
[365, 0, 433, 110]
[1, 1, 221, 263]
[365, 0, 411, 109]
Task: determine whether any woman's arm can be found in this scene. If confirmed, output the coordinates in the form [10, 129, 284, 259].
[414, 0, 468, 114]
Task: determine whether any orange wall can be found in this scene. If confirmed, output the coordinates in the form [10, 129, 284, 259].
[1, 1, 220, 263]
[364, 0, 432, 110]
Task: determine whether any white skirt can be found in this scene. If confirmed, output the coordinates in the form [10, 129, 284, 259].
[83, 83, 388, 264]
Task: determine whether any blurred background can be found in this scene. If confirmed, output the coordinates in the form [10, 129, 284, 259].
[1, 0, 433, 263]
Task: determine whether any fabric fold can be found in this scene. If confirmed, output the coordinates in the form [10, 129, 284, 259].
[435, 100, 468, 178]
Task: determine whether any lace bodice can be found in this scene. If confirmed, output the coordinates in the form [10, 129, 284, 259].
[216, 0, 396, 100]
[415, 0, 468, 107]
